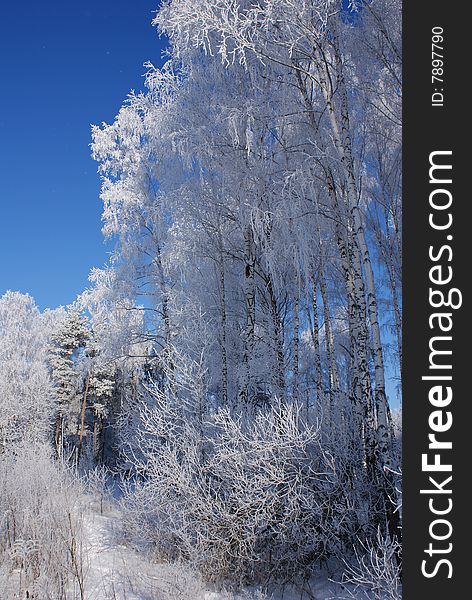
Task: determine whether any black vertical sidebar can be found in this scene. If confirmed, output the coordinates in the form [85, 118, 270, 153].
[403, 2, 468, 598]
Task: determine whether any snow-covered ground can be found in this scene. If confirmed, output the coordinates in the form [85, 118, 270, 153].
[0, 495, 360, 600]
[79, 501, 348, 600]
[82, 506, 209, 599]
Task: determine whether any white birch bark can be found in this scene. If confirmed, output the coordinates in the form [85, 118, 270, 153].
[316, 31, 392, 470]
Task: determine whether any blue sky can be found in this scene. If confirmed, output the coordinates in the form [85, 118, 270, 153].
[0, 1, 167, 310]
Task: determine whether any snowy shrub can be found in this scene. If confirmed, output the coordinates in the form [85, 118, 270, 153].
[120, 384, 357, 586]
[0, 442, 85, 599]
[339, 530, 402, 600]
[82, 464, 113, 515]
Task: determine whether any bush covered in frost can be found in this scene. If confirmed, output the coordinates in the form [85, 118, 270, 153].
[120, 388, 372, 585]
[0, 442, 85, 599]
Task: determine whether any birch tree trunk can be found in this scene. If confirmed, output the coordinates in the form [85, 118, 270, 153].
[218, 238, 229, 406]
[151, 231, 172, 349]
[294, 58, 377, 462]
[318, 266, 335, 436]
[324, 172, 373, 461]
[317, 28, 399, 544]
[384, 207, 403, 376]
[292, 285, 300, 400]
[309, 278, 323, 418]
[317, 32, 392, 471]
[239, 226, 256, 405]
[266, 273, 285, 399]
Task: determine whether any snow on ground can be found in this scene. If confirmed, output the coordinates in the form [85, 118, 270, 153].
[0, 498, 358, 600]
[82, 506, 207, 599]
[79, 501, 352, 600]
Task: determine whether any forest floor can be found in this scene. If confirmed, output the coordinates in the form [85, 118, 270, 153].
[0, 496, 360, 600]
[82, 502, 230, 599]
[80, 498, 352, 600]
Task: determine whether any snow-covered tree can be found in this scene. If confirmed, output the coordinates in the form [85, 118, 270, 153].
[49, 306, 90, 458]
[0, 291, 57, 449]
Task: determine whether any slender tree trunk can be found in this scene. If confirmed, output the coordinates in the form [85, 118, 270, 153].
[318, 267, 336, 435]
[292, 285, 300, 400]
[240, 226, 256, 405]
[92, 411, 98, 463]
[309, 278, 323, 418]
[55, 412, 63, 460]
[325, 174, 372, 460]
[218, 243, 229, 406]
[384, 207, 403, 376]
[150, 227, 176, 396]
[267, 275, 285, 398]
[77, 372, 90, 463]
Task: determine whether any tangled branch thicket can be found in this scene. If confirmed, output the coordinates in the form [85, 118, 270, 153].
[120, 366, 397, 587]
[340, 530, 402, 600]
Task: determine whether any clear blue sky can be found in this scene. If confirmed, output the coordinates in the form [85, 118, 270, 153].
[0, 1, 167, 310]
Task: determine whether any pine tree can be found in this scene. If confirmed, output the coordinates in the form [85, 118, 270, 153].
[49, 307, 89, 459]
